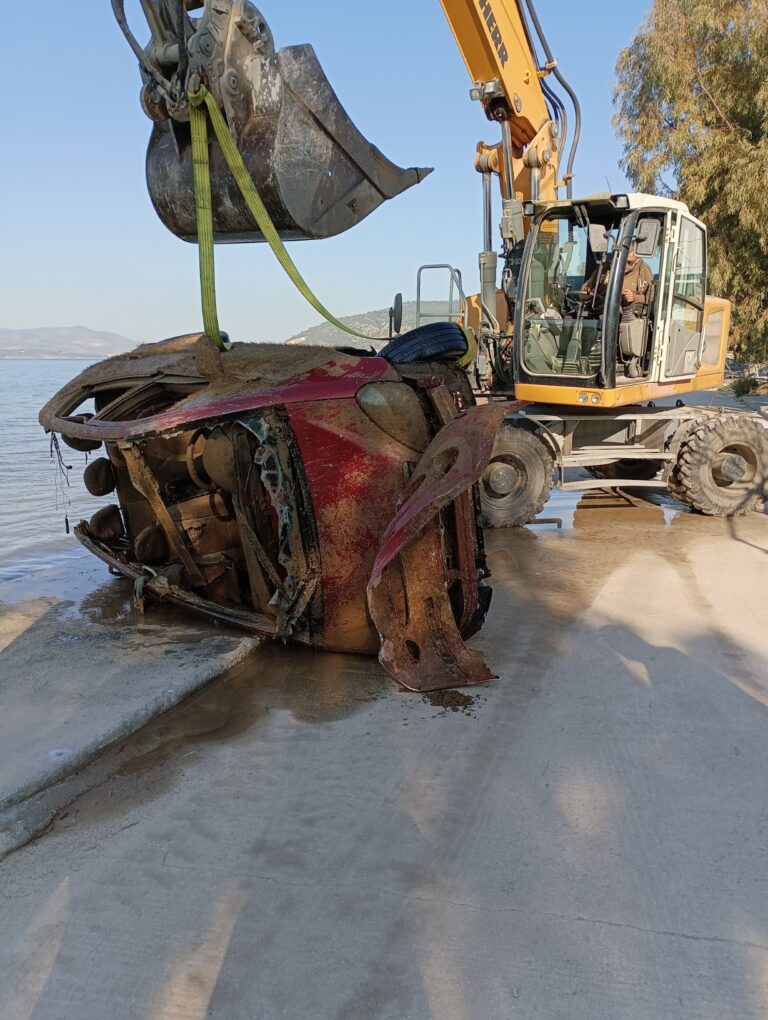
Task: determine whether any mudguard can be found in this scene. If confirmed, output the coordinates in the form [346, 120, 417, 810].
[367, 402, 516, 692]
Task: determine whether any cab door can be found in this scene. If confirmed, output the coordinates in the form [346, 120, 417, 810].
[661, 216, 707, 379]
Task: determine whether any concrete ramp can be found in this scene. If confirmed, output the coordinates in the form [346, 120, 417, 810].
[0, 554, 257, 855]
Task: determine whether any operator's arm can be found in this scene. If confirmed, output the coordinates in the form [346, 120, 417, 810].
[622, 263, 653, 308]
[580, 267, 599, 298]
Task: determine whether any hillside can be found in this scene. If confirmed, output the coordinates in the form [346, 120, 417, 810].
[0, 326, 136, 360]
[285, 301, 452, 348]
[1, 302, 455, 359]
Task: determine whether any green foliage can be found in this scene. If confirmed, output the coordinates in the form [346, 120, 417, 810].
[614, 0, 768, 360]
[732, 375, 761, 397]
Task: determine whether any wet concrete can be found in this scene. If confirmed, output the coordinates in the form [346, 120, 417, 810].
[1, 492, 767, 1018]
[0, 550, 257, 855]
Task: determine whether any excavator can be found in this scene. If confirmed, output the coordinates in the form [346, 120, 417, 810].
[38, 0, 767, 692]
[106, 0, 768, 524]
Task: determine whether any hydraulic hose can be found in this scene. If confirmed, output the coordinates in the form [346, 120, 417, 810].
[521, 0, 582, 198]
[111, 0, 173, 99]
[173, 0, 190, 83]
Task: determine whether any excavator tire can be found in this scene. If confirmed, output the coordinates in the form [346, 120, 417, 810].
[666, 463, 690, 506]
[671, 415, 768, 516]
[379, 322, 468, 363]
[479, 425, 554, 528]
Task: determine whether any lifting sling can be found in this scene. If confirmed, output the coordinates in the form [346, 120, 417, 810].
[188, 86, 385, 351]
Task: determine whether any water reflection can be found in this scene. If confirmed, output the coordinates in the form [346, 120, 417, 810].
[530, 473, 689, 534]
[117, 643, 387, 778]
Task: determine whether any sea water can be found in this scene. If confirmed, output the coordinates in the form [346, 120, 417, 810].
[0, 359, 100, 581]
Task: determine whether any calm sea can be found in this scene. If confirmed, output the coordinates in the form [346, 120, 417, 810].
[0, 359, 100, 581]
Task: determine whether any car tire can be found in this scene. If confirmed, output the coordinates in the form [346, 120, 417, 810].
[379, 322, 468, 363]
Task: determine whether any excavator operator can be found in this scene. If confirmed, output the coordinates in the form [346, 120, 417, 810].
[580, 242, 653, 316]
[621, 242, 654, 317]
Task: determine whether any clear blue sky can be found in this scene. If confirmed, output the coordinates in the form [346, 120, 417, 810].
[1, 1, 651, 343]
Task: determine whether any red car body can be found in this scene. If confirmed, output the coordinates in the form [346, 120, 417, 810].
[40, 335, 512, 690]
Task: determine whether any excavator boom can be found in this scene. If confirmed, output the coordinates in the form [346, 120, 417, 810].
[438, 0, 582, 208]
[438, 0, 550, 147]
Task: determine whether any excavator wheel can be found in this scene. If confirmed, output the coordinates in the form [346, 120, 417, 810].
[379, 322, 469, 364]
[479, 425, 554, 528]
[671, 416, 768, 516]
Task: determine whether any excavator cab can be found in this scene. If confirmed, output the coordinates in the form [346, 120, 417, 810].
[512, 193, 731, 408]
[112, 0, 431, 242]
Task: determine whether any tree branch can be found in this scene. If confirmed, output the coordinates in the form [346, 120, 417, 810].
[673, 0, 738, 134]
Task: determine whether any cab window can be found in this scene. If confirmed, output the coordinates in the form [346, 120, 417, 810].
[664, 218, 706, 377]
[521, 213, 618, 379]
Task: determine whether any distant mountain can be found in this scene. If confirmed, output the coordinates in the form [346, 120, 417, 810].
[285, 301, 454, 348]
[0, 326, 136, 360]
[1, 303, 456, 359]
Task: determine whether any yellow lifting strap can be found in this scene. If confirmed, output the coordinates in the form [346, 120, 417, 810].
[187, 85, 474, 368]
[188, 86, 386, 351]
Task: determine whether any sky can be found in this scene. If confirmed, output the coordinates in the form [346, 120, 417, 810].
[1, 0, 652, 343]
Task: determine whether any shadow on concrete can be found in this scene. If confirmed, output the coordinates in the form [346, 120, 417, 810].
[2, 489, 768, 1019]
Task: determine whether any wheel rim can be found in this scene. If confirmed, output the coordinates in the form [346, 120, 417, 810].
[709, 441, 759, 493]
[482, 456, 528, 503]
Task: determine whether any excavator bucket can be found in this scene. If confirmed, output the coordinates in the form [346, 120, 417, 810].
[115, 0, 432, 242]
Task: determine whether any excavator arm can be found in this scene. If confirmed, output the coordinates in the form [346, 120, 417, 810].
[424, 1, 580, 369]
[440, 0, 552, 147]
[438, 0, 581, 206]
[111, 0, 578, 247]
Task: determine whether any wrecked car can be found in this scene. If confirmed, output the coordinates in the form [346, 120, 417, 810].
[40, 336, 512, 691]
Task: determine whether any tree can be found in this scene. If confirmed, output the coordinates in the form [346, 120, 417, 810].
[614, 0, 768, 361]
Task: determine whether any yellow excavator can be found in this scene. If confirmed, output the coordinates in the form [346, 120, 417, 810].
[112, 0, 768, 523]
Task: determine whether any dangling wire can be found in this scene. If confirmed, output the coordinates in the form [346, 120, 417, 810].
[49, 433, 73, 535]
